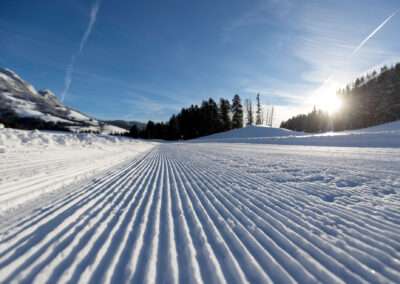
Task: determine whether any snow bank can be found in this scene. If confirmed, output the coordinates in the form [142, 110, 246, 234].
[0, 127, 155, 211]
[0, 127, 134, 150]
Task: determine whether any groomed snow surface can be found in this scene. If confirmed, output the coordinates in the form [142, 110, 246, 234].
[0, 123, 400, 283]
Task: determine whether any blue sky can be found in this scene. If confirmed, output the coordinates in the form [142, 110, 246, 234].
[1, 0, 399, 124]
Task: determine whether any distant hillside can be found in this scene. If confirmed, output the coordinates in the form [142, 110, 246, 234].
[0, 68, 127, 134]
[104, 120, 146, 130]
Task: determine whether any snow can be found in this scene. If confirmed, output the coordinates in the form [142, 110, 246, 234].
[0, 128, 155, 211]
[351, 120, 400, 132]
[67, 124, 128, 134]
[67, 110, 92, 122]
[40, 115, 77, 124]
[13, 108, 45, 119]
[2, 93, 75, 124]
[0, 123, 399, 283]
[199, 125, 304, 139]
[195, 121, 400, 148]
[103, 124, 129, 134]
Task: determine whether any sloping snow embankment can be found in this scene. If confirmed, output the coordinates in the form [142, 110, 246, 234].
[0, 125, 155, 212]
[195, 121, 400, 148]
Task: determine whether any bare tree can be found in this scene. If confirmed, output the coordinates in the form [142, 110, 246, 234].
[245, 99, 254, 126]
[265, 105, 275, 136]
[256, 93, 263, 125]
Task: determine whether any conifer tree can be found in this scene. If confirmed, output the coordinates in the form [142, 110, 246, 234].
[146, 120, 155, 139]
[129, 124, 139, 138]
[231, 94, 243, 129]
[219, 98, 231, 131]
[306, 106, 319, 132]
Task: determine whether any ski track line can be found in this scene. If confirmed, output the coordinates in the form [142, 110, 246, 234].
[1, 143, 400, 284]
[164, 153, 203, 284]
[165, 152, 229, 284]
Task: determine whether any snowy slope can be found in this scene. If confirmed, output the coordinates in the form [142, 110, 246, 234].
[0, 129, 399, 283]
[195, 122, 400, 148]
[0, 68, 127, 134]
[350, 120, 400, 133]
[198, 125, 304, 139]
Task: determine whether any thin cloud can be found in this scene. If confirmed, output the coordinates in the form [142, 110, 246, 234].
[61, 0, 101, 102]
[221, 0, 291, 42]
[350, 10, 398, 58]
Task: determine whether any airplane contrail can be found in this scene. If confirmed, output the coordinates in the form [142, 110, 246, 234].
[349, 10, 398, 58]
[314, 10, 398, 97]
[61, 0, 101, 103]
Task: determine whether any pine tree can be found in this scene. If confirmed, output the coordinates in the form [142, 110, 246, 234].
[317, 109, 329, 132]
[255, 93, 262, 125]
[231, 94, 243, 129]
[306, 106, 319, 132]
[146, 120, 155, 139]
[129, 124, 139, 138]
[219, 98, 231, 131]
[376, 69, 397, 123]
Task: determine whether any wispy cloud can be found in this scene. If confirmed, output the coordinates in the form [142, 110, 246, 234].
[61, 0, 101, 102]
[349, 10, 398, 58]
[122, 96, 182, 122]
[221, 0, 292, 42]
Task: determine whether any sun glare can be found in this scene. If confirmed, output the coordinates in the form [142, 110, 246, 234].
[317, 92, 342, 113]
[313, 83, 342, 114]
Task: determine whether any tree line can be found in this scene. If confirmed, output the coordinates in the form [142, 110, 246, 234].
[129, 95, 243, 140]
[129, 93, 275, 140]
[280, 62, 400, 132]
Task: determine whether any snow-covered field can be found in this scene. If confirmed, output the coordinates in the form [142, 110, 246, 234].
[1, 123, 400, 283]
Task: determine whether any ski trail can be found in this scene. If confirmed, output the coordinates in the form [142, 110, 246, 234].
[1, 143, 399, 283]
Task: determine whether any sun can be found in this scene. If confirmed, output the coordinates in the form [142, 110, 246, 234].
[316, 92, 342, 113]
[313, 84, 342, 114]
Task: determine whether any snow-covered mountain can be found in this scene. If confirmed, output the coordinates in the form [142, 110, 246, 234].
[0, 68, 127, 134]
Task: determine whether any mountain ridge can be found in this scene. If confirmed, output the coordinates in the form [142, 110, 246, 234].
[0, 68, 129, 134]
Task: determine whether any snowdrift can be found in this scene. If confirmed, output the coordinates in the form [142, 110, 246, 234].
[194, 121, 400, 148]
